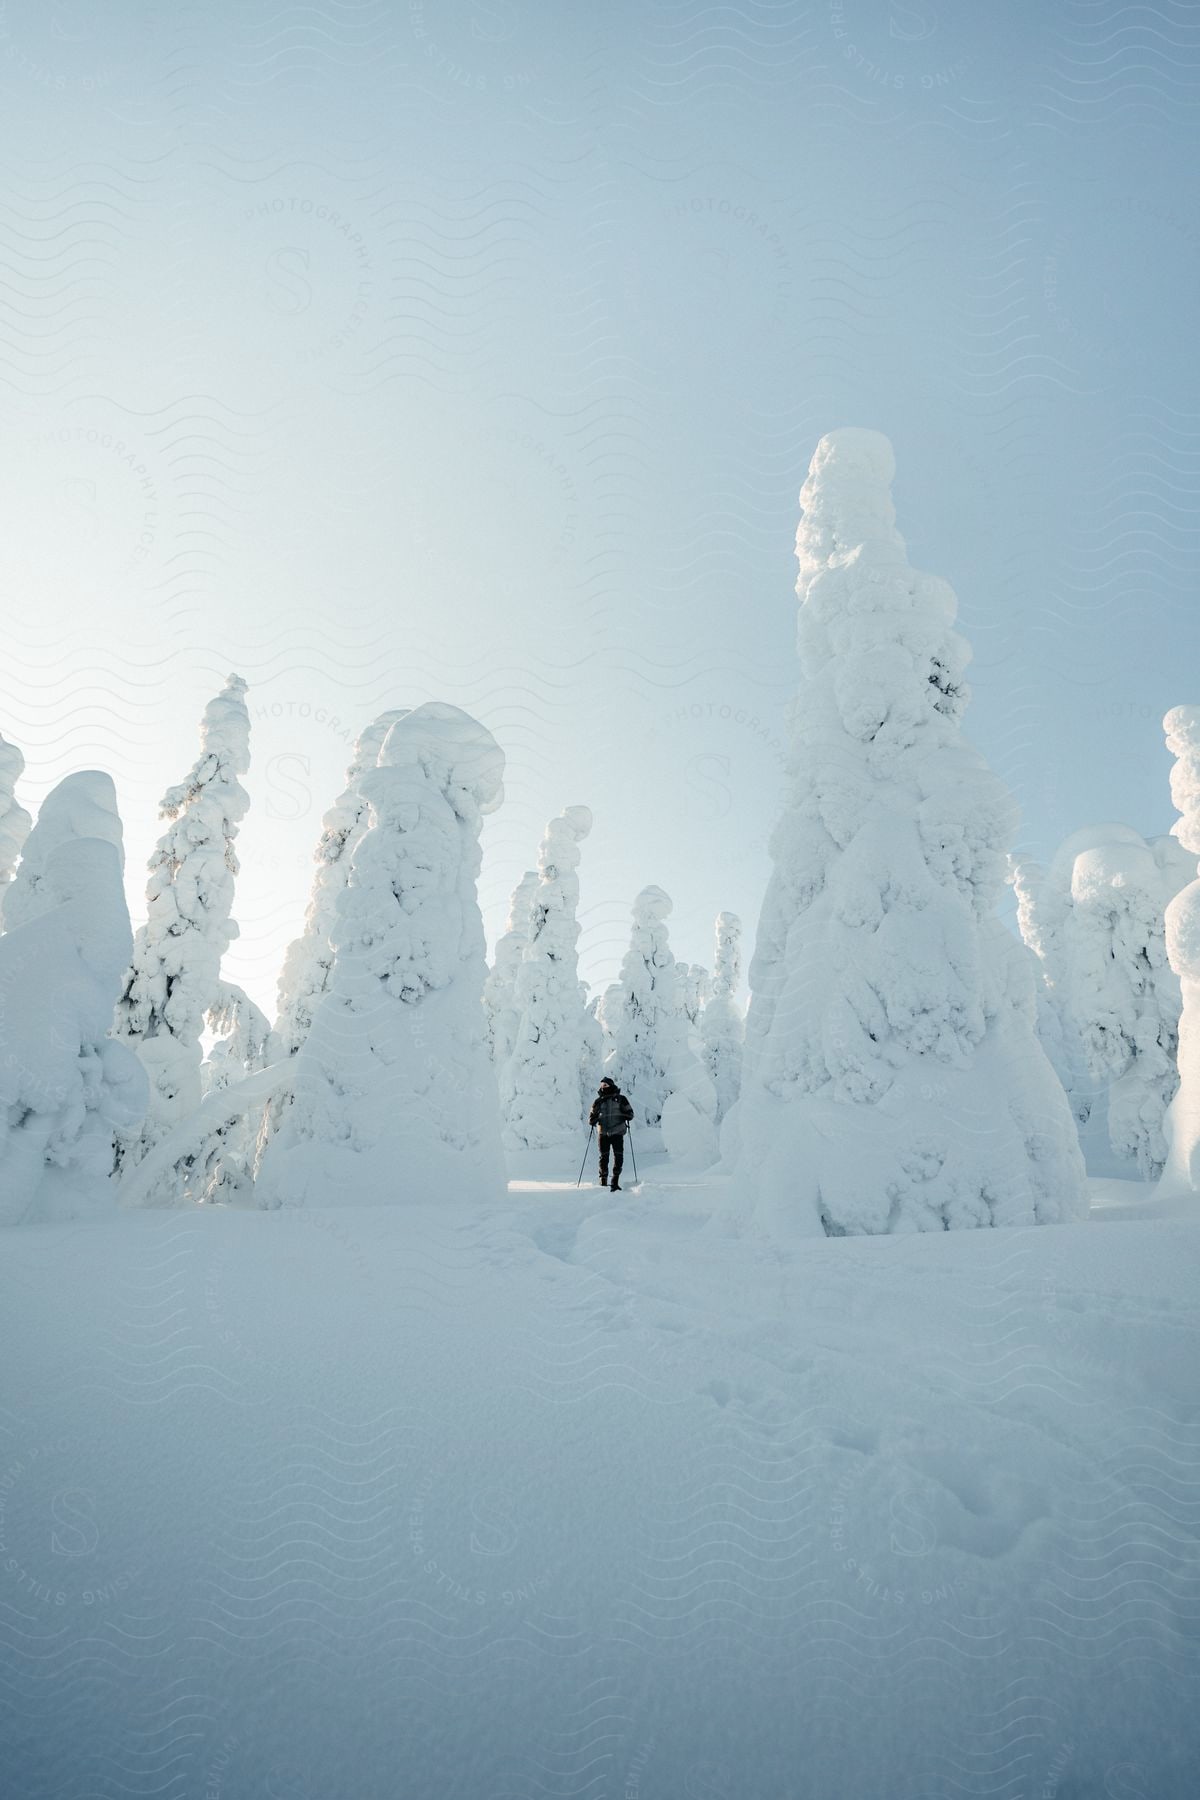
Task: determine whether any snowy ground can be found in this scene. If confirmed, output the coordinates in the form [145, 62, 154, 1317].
[2, 1160, 1197, 1799]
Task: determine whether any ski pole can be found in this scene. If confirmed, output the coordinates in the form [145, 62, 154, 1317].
[576, 1125, 595, 1187]
[627, 1128, 638, 1185]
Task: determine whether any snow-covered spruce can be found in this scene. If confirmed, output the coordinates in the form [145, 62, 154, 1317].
[1010, 845, 1101, 1145]
[257, 708, 408, 1165]
[270, 709, 409, 1066]
[579, 980, 606, 1115]
[113, 674, 251, 1190]
[499, 805, 593, 1150]
[700, 910, 745, 1125]
[603, 887, 718, 1162]
[679, 963, 710, 1032]
[732, 428, 1087, 1236]
[604, 885, 685, 1134]
[2, 769, 124, 932]
[0, 727, 31, 900]
[255, 703, 506, 1206]
[0, 787, 147, 1223]
[483, 867, 539, 1067]
[1012, 826, 1193, 1178]
[1156, 707, 1200, 1200]
[194, 982, 272, 1203]
[1064, 830, 1192, 1179]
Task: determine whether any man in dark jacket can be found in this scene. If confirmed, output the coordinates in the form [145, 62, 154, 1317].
[588, 1077, 634, 1191]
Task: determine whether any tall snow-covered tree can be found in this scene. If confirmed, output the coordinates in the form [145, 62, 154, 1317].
[114, 674, 251, 1185]
[732, 427, 1087, 1237]
[256, 709, 408, 1164]
[579, 980, 605, 1112]
[1009, 850, 1089, 1128]
[271, 709, 409, 1065]
[0, 728, 31, 899]
[0, 783, 147, 1223]
[255, 703, 506, 1206]
[484, 867, 539, 1066]
[679, 963, 710, 1032]
[1064, 831, 1192, 1179]
[194, 983, 272, 1203]
[605, 885, 689, 1133]
[701, 910, 745, 1125]
[1013, 824, 1192, 1177]
[1011, 826, 1140, 1157]
[1156, 707, 1200, 1200]
[499, 805, 593, 1150]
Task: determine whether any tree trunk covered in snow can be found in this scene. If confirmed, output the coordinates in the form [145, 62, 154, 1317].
[499, 805, 593, 1150]
[732, 428, 1087, 1236]
[255, 702, 506, 1206]
[113, 675, 251, 1191]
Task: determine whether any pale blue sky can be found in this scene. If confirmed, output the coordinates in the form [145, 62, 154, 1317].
[0, 1, 1196, 1012]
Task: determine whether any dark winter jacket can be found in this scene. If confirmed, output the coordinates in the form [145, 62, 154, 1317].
[589, 1088, 634, 1136]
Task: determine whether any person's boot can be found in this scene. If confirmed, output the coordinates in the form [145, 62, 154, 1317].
[610, 1176, 621, 1192]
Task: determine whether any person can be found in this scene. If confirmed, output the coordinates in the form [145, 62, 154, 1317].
[588, 1077, 634, 1191]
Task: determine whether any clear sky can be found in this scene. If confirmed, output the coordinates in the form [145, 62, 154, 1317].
[0, 1, 1197, 1015]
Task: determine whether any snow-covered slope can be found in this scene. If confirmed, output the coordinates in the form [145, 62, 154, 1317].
[1, 1172, 1195, 1797]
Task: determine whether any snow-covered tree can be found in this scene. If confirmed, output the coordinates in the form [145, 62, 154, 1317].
[701, 910, 744, 1125]
[605, 885, 689, 1134]
[114, 674, 251, 1187]
[1011, 826, 1141, 1150]
[194, 982, 272, 1203]
[499, 805, 593, 1150]
[255, 702, 506, 1206]
[484, 868, 539, 1066]
[0, 728, 31, 899]
[0, 785, 147, 1223]
[579, 980, 605, 1112]
[679, 963, 710, 1031]
[1156, 707, 1200, 1200]
[1064, 831, 1192, 1179]
[256, 709, 408, 1164]
[2, 769, 124, 932]
[271, 709, 409, 1065]
[731, 427, 1087, 1237]
[1013, 825, 1192, 1178]
[661, 952, 719, 1165]
[1009, 849, 1089, 1129]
